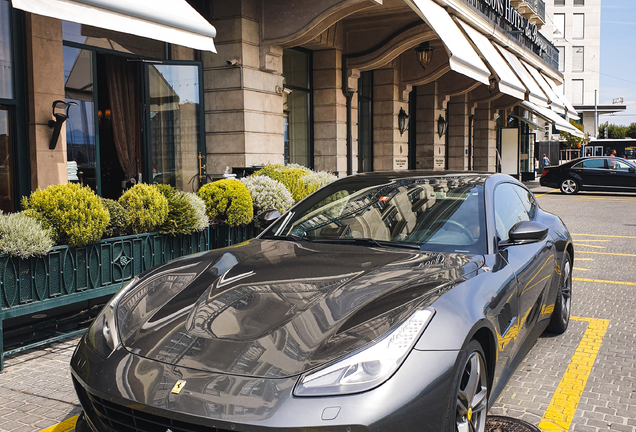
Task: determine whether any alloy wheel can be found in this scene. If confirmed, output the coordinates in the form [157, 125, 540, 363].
[561, 179, 577, 194]
[560, 260, 572, 325]
[456, 351, 488, 432]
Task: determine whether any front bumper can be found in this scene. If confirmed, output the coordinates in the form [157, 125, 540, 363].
[71, 336, 461, 432]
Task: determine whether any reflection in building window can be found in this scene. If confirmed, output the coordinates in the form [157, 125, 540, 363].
[283, 49, 312, 168]
[358, 71, 373, 172]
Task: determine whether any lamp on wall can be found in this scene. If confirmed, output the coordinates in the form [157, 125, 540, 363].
[48, 100, 77, 150]
[437, 115, 448, 138]
[415, 41, 434, 71]
[398, 107, 409, 136]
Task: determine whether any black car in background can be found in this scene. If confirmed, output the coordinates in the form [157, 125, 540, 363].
[540, 156, 636, 194]
[70, 172, 573, 432]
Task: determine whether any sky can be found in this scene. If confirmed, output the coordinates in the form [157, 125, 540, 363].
[599, 0, 636, 126]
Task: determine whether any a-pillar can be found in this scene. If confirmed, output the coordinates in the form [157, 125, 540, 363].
[373, 61, 409, 171]
[25, 15, 67, 188]
[414, 83, 446, 170]
[473, 103, 497, 171]
[447, 95, 469, 171]
[313, 49, 351, 175]
[203, 0, 284, 176]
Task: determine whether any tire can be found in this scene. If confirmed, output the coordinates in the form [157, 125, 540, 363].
[560, 178, 579, 195]
[444, 340, 489, 432]
[546, 254, 572, 334]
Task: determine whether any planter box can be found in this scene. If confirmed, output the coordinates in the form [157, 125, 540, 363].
[0, 224, 260, 370]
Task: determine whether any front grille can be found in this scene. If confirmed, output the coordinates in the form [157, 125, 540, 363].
[79, 385, 230, 432]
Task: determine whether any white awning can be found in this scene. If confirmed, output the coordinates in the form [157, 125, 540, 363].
[11, 0, 217, 52]
[412, 0, 491, 85]
[457, 21, 526, 101]
[495, 45, 549, 107]
[542, 74, 581, 120]
[521, 60, 566, 114]
[522, 101, 585, 139]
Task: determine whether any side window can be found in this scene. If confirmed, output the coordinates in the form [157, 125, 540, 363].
[494, 183, 530, 242]
[512, 185, 537, 220]
[572, 162, 583, 169]
[582, 159, 606, 169]
[610, 159, 630, 171]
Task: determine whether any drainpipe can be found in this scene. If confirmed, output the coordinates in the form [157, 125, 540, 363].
[342, 53, 354, 176]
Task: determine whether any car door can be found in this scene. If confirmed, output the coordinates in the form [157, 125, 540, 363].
[494, 183, 555, 356]
[577, 158, 607, 188]
[605, 158, 636, 191]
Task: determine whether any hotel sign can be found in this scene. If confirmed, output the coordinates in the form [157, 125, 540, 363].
[462, 0, 543, 50]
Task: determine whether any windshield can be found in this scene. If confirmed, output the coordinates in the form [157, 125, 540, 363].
[262, 175, 487, 254]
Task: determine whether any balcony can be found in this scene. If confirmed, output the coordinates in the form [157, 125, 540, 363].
[511, 0, 546, 27]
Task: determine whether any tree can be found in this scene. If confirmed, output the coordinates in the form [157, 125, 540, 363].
[608, 124, 627, 139]
[560, 119, 584, 148]
[626, 122, 636, 139]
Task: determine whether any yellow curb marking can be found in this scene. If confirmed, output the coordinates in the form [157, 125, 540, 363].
[38, 415, 78, 432]
[539, 317, 609, 432]
[572, 233, 636, 239]
[572, 267, 589, 272]
[578, 251, 636, 257]
[573, 243, 606, 249]
[573, 277, 636, 287]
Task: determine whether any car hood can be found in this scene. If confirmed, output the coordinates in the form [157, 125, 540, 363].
[117, 239, 483, 378]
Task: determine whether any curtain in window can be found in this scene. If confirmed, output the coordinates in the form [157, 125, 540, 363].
[105, 56, 138, 180]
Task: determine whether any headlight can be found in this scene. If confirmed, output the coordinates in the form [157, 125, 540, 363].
[294, 308, 435, 397]
[85, 278, 139, 358]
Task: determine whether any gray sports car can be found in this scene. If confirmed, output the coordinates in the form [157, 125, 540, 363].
[71, 172, 573, 432]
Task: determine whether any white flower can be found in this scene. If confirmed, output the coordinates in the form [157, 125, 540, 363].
[184, 192, 209, 231]
[241, 176, 295, 213]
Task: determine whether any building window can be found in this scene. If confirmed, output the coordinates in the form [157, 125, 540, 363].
[358, 71, 373, 173]
[573, 14, 585, 39]
[572, 46, 584, 72]
[570, 80, 584, 105]
[557, 46, 565, 72]
[282, 48, 312, 168]
[554, 0, 565, 5]
[0, 0, 15, 212]
[574, 0, 584, 5]
[553, 14, 565, 39]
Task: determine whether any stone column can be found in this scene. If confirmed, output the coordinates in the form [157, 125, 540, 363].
[373, 61, 408, 171]
[203, 0, 284, 176]
[447, 94, 469, 171]
[415, 83, 446, 170]
[473, 103, 497, 172]
[313, 49, 349, 175]
[25, 14, 67, 189]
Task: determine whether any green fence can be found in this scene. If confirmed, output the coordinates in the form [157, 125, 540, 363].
[0, 224, 260, 370]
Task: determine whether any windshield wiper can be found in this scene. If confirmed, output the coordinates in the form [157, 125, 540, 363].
[310, 238, 420, 250]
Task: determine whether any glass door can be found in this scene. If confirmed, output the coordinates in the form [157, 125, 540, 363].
[144, 63, 204, 191]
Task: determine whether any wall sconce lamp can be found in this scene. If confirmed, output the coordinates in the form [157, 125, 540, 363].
[437, 115, 448, 138]
[48, 100, 77, 150]
[398, 107, 409, 136]
[415, 41, 434, 71]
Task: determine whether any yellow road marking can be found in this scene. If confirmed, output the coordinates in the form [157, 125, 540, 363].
[572, 267, 589, 272]
[570, 240, 609, 243]
[578, 251, 636, 257]
[535, 190, 560, 198]
[38, 416, 78, 432]
[574, 277, 636, 287]
[575, 258, 594, 261]
[573, 243, 606, 249]
[539, 317, 609, 432]
[572, 233, 636, 239]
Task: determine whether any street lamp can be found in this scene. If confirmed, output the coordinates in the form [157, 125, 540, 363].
[415, 41, 434, 71]
[398, 107, 409, 136]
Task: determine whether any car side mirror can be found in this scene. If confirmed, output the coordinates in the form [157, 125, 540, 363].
[499, 221, 548, 248]
[257, 209, 281, 228]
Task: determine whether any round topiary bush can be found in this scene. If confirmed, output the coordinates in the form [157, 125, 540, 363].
[184, 192, 209, 231]
[241, 175, 294, 214]
[303, 171, 338, 195]
[118, 183, 169, 234]
[154, 184, 198, 236]
[21, 183, 109, 247]
[101, 198, 130, 238]
[197, 179, 253, 227]
[0, 211, 54, 258]
[253, 164, 312, 202]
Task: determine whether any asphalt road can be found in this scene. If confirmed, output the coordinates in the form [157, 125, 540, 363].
[0, 185, 635, 432]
